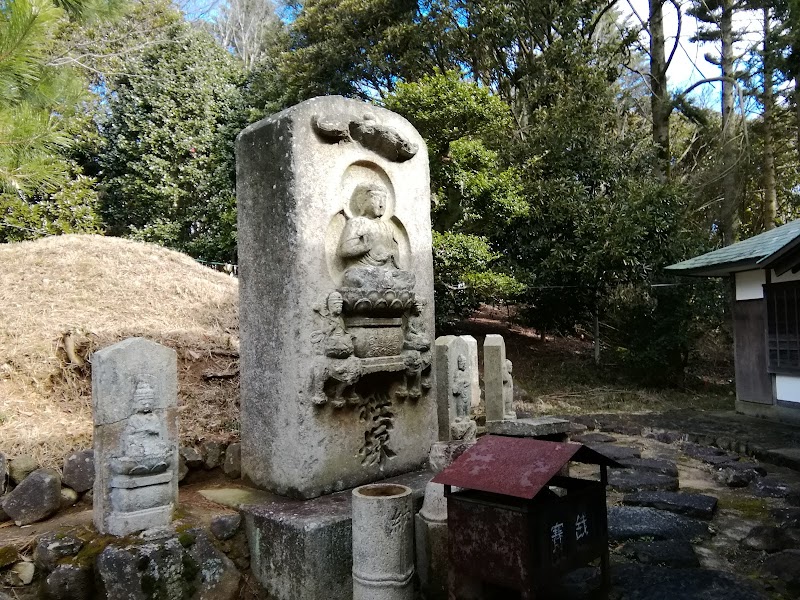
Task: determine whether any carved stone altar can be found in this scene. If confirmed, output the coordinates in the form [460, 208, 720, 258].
[92, 338, 178, 536]
[237, 97, 436, 499]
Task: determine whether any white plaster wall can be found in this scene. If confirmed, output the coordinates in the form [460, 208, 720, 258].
[735, 270, 766, 301]
[776, 374, 800, 403]
[771, 269, 800, 284]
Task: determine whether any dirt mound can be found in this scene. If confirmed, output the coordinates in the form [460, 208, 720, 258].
[0, 235, 240, 466]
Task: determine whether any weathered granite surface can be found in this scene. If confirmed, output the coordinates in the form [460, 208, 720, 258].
[92, 338, 178, 536]
[62, 449, 95, 493]
[243, 470, 429, 600]
[435, 336, 475, 442]
[459, 335, 481, 409]
[1, 467, 61, 525]
[352, 484, 414, 600]
[237, 96, 436, 499]
[487, 416, 570, 438]
[484, 334, 511, 422]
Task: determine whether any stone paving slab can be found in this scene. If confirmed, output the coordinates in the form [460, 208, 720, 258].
[617, 457, 678, 477]
[609, 470, 679, 493]
[608, 506, 709, 542]
[608, 565, 768, 600]
[587, 443, 642, 461]
[621, 539, 700, 568]
[571, 410, 800, 472]
[622, 491, 718, 519]
[572, 432, 617, 444]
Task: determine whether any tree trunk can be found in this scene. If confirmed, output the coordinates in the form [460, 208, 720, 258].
[650, 0, 670, 180]
[762, 6, 777, 231]
[720, 0, 739, 245]
[594, 311, 600, 365]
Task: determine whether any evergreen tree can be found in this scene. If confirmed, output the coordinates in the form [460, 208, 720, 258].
[97, 21, 246, 261]
[0, 0, 120, 241]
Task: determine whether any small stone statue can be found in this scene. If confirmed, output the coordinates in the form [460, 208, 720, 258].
[398, 299, 431, 400]
[311, 292, 362, 407]
[92, 337, 178, 536]
[503, 359, 515, 420]
[452, 355, 471, 422]
[338, 183, 415, 290]
[110, 379, 172, 476]
[449, 348, 476, 442]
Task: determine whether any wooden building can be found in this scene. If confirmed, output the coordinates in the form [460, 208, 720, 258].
[667, 220, 800, 424]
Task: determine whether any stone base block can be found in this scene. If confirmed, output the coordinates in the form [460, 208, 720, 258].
[105, 504, 173, 537]
[487, 416, 570, 439]
[415, 513, 448, 600]
[243, 470, 429, 600]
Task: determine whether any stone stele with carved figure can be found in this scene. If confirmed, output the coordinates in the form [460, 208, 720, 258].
[92, 338, 179, 536]
[237, 97, 436, 499]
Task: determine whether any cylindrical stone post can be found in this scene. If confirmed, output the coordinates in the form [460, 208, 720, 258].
[352, 483, 414, 600]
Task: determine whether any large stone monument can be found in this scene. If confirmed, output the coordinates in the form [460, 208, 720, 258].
[92, 338, 178, 536]
[236, 96, 437, 499]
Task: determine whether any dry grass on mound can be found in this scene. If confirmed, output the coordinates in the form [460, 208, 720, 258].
[0, 235, 240, 466]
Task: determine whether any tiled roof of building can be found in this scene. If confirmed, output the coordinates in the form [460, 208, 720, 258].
[666, 220, 800, 276]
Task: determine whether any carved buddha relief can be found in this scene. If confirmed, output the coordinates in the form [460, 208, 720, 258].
[311, 148, 432, 466]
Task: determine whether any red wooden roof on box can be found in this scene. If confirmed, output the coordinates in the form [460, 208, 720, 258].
[431, 435, 621, 500]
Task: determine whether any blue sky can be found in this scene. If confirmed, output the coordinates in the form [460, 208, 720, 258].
[622, 0, 766, 110]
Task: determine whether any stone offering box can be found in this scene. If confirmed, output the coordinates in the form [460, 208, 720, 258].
[433, 436, 621, 599]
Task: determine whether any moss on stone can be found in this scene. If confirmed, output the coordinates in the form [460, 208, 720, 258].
[717, 495, 772, 521]
[0, 545, 20, 568]
[181, 552, 200, 596]
[70, 535, 115, 569]
[177, 531, 196, 548]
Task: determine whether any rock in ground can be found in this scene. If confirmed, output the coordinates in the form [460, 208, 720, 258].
[5, 561, 35, 586]
[180, 447, 204, 470]
[0, 545, 20, 568]
[201, 441, 225, 470]
[34, 531, 84, 570]
[210, 513, 242, 541]
[0, 452, 6, 494]
[8, 455, 37, 484]
[1, 467, 62, 525]
[223, 443, 241, 479]
[62, 449, 95, 493]
[184, 529, 241, 600]
[741, 525, 800, 553]
[42, 563, 93, 600]
[96, 537, 186, 600]
[762, 549, 800, 594]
